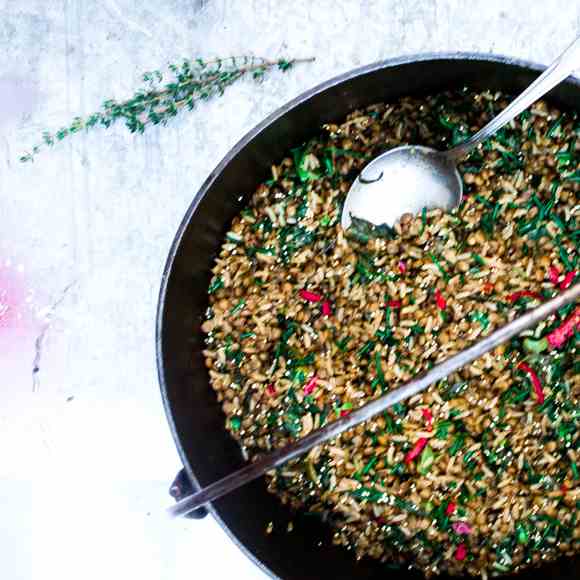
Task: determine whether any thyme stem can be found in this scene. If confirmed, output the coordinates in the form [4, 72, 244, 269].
[21, 56, 314, 162]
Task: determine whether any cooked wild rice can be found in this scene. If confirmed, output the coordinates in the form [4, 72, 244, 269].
[202, 90, 579, 577]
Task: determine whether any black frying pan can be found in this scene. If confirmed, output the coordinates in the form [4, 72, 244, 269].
[156, 53, 580, 579]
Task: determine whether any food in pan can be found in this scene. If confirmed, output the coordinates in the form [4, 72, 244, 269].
[202, 89, 579, 577]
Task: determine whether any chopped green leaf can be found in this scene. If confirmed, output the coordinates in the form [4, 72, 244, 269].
[428, 252, 450, 282]
[208, 276, 224, 293]
[418, 445, 435, 475]
[419, 207, 427, 236]
[374, 351, 386, 389]
[229, 299, 246, 315]
[336, 336, 352, 352]
[449, 433, 466, 456]
[435, 419, 453, 439]
[357, 340, 376, 359]
[362, 455, 379, 475]
[469, 310, 490, 330]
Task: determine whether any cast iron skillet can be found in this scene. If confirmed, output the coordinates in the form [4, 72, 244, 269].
[157, 53, 579, 579]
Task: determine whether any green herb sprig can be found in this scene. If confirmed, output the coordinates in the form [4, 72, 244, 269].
[21, 55, 314, 162]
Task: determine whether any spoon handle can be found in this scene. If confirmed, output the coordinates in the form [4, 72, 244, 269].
[445, 35, 580, 162]
[168, 284, 579, 518]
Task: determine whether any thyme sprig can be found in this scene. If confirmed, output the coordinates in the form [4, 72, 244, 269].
[21, 55, 313, 162]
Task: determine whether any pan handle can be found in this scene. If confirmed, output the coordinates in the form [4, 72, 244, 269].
[169, 469, 208, 519]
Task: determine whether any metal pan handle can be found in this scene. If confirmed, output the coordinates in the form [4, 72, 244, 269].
[169, 469, 208, 519]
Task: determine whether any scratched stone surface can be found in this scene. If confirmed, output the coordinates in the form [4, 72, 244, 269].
[0, 1, 578, 579]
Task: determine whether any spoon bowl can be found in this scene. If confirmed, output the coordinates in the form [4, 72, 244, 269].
[340, 145, 461, 230]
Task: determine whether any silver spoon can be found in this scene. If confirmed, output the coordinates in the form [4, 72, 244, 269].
[168, 284, 579, 517]
[341, 35, 580, 230]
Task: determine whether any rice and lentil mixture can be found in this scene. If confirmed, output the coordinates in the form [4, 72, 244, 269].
[201, 89, 579, 577]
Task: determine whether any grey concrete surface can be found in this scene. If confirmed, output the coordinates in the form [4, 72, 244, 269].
[0, 1, 578, 579]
